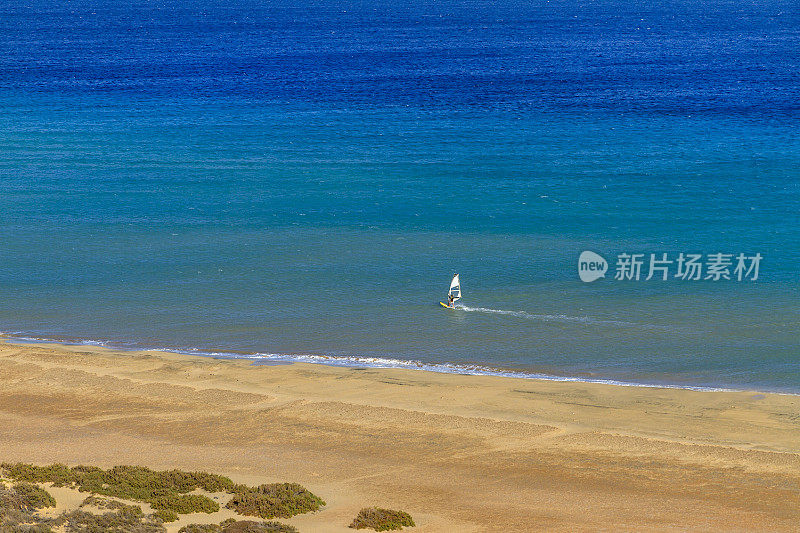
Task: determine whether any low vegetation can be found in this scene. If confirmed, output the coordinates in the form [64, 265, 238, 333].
[179, 525, 224, 533]
[12, 482, 56, 510]
[226, 483, 324, 519]
[2, 462, 76, 486]
[1, 463, 224, 516]
[219, 520, 299, 533]
[149, 493, 220, 514]
[349, 507, 415, 531]
[1, 462, 330, 532]
[81, 495, 130, 510]
[178, 519, 299, 533]
[57, 505, 165, 532]
[1, 485, 30, 524]
[1, 483, 164, 533]
[2, 463, 233, 496]
[153, 509, 180, 523]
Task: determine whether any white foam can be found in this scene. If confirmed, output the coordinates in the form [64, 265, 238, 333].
[1, 331, 789, 395]
[156, 348, 751, 392]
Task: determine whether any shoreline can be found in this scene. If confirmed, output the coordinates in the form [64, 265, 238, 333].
[1, 332, 790, 396]
[1, 339, 799, 530]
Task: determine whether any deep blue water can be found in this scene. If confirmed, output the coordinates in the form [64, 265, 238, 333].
[0, 0, 799, 391]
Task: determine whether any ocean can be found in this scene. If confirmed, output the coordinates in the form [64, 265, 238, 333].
[0, 0, 798, 392]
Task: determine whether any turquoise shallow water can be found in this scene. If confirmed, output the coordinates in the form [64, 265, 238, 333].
[0, 0, 798, 391]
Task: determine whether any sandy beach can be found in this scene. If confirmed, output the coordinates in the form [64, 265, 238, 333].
[0, 338, 799, 531]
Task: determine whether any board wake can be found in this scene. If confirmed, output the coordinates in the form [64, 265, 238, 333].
[457, 305, 646, 327]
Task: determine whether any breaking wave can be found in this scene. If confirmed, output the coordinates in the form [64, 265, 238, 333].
[0, 330, 748, 393]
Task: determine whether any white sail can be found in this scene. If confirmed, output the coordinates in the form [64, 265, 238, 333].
[448, 274, 461, 302]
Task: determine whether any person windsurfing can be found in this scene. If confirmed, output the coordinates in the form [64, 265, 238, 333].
[442, 273, 460, 308]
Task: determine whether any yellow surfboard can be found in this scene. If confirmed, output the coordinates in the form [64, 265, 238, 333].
[440, 302, 454, 309]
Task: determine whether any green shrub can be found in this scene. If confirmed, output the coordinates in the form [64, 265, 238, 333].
[0, 485, 28, 520]
[2, 486, 160, 533]
[81, 495, 129, 510]
[149, 494, 219, 514]
[153, 509, 179, 523]
[12, 483, 56, 510]
[220, 520, 299, 533]
[178, 525, 222, 533]
[187, 472, 235, 493]
[226, 483, 324, 519]
[92, 466, 233, 500]
[177, 520, 298, 533]
[57, 506, 165, 533]
[3, 524, 55, 533]
[2, 464, 230, 500]
[2, 463, 323, 526]
[90, 465, 194, 501]
[0, 522, 55, 533]
[71, 465, 105, 477]
[3, 463, 232, 517]
[349, 507, 415, 531]
[1, 463, 74, 487]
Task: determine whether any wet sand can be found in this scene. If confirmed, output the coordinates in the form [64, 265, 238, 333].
[0, 339, 799, 531]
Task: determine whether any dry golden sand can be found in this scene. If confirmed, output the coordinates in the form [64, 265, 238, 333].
[0, 339, 799, 532]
